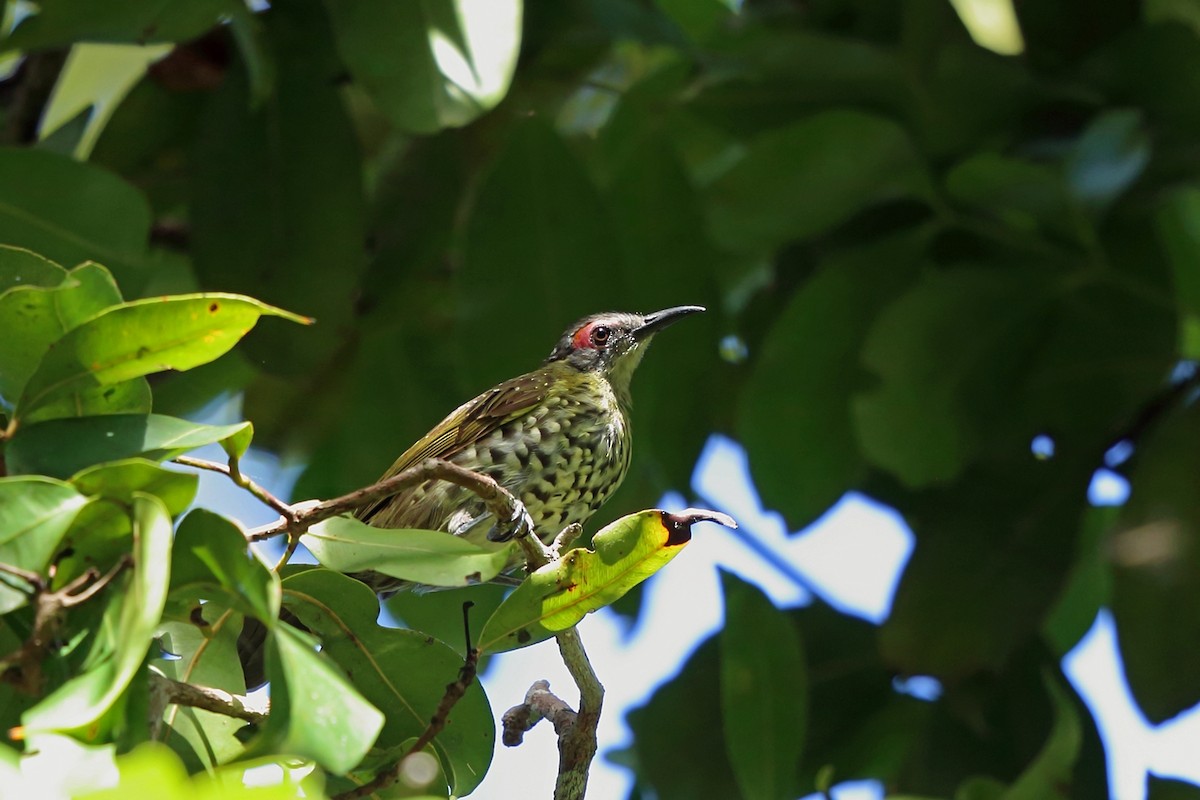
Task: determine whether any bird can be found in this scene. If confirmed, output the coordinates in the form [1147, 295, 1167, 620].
[352, 304, 705, 594]
[238, 305, 703, 685]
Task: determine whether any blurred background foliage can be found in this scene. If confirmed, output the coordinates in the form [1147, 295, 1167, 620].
[3, 0, 1200, 797]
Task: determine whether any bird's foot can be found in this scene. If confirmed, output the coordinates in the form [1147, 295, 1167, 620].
[487, 501, 536, 543]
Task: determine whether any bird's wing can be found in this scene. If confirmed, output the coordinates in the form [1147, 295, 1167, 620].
[355, 369, 555, 521]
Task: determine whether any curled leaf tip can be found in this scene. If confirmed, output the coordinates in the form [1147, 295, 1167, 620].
[671, 508, 737, 529]
[659, 508, 737, 545]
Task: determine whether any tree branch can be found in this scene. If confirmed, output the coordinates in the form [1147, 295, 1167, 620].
[1, 557, 131, 695]
[148, 670, 269, 728]
[499, 626, 605, 800]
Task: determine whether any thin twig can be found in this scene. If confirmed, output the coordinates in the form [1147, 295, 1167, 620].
[0, 561, 45, 591]
[1, 557, 132, 694]
[60, 557, 131, 607]
[173, 455, 296, 522]
[333, 602, 482, 800]
[148, 671, 269, 726]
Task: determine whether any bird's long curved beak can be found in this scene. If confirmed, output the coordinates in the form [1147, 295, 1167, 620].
[632, 305, 705, 341]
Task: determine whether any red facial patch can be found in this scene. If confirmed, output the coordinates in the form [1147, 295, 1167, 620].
[572, 321, 601, 350]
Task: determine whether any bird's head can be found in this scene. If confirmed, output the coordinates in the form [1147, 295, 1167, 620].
[546, 305, 705, 395]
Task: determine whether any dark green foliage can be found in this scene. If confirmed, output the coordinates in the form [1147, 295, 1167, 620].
[3, 0, 1200, 796]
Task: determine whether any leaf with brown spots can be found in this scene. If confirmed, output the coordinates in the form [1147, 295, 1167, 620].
[14, 293, 311, 425]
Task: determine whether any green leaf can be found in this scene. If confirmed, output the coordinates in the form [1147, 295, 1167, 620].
[705, 109, 930, 252]
[880, 461, 1088, 678]
[738, 232, 924, 528]
[170, 509, 279, 624]
[0, 260, 123, 410]
[0, 245, 65, 291]
[14, 733, 119, 799]
[14, 294, 308, 424]
[1148, 775, 1200, 800]
[602, 134, 726, 506]
[1156, 186, 1200, 358]
[478, 509, 733, 653]
[0, 476, 88, 613]
[301, 516, 513, 588]
[156, 612, 251, 772]
[718, 572, 805, 800]
[189, 0, 364, 375]
[460, 117, 627, 389]
[1042, 506, 1115, 655]
[626, 637, 741, 799]
[4, 0, 238, 50]
[78, 742, 316, 800]
[1110, 403, 1200, 723]
[0, 148, 150, 286]
[23, 493, 173, 738]
[1002, 675, 1082, 800]
[253, 622, 384, 775]
[5, 414, 253, 478]
[944, 153, 1082, 245]
[281, 569, 494, 794]
[71, 459, 198, 517]
[853, 268, 1054, 487]
[324, 0, 522, 133]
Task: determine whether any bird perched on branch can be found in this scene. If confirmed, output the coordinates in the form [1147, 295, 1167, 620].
[239, 306, 703, 685]
[354, 304, 705, 594]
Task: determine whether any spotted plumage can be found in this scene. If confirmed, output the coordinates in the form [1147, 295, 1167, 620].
[355, 305, 704, 593]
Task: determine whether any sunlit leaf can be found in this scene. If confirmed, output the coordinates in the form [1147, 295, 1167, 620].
[14, 294, 308, 424]
[324, 0, 522, 133]
[0, 258, 123, 411]
[301, 515, 513, 587]
[170, 509, 279, 624]
[252, 622, 384, 775]
[155, 613, 250, 772]
[6, 414, 253, 478]
[0, 476, 89, 613]
[71, 459, 198, 516]
[478, 509, 734, 653]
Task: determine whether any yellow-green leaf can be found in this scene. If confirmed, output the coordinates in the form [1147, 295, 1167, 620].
[477, 508, 735, 653]
[14, 293, 311, 425]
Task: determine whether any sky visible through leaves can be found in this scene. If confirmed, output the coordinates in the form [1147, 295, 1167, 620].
[192, 392, 1190, 800]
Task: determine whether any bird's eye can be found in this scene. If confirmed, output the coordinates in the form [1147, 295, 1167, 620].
[590, 325, 611, 347]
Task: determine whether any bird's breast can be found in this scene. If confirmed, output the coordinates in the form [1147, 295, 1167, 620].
[456, 378, 632, 539]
